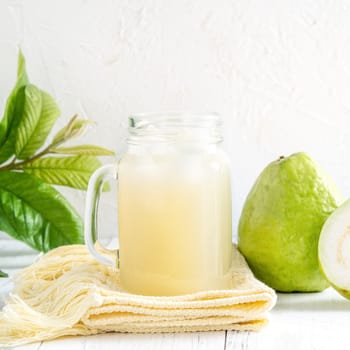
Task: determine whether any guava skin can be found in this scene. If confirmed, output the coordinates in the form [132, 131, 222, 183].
[331, 286, 350, 300]
[238, 153, 343, 292]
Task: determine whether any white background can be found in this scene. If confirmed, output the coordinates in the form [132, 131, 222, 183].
[2, 3, 350, 347]
[1, 0, 350, 245]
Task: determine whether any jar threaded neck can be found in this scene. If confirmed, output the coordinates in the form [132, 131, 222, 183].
[128, 112, 223, 144]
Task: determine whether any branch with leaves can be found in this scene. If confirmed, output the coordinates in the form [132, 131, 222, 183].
[0, 51, 114, 277]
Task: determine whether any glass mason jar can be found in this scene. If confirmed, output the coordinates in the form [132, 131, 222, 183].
[85, 112, 233, 296]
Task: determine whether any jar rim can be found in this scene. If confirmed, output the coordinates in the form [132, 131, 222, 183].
[129, 111, 221, 128]
[127, 112, 223, 144]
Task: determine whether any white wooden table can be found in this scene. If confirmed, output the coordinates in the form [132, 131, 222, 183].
[1, 278, 350, 350]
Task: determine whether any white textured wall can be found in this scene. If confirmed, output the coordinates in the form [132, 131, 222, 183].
[1, 0, 350, 242]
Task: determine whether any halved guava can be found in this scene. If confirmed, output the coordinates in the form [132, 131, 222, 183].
[319, 199, 350, 299]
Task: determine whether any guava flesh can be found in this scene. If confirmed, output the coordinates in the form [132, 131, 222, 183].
[319, 199, 350, 300]
[238, 152, 343, 292]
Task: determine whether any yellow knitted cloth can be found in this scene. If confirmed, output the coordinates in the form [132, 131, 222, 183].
[0, 244, 276, 347]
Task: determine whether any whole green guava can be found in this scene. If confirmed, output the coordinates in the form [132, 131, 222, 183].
[238, 152, 343, 292]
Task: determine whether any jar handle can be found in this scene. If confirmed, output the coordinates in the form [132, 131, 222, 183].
[84, 163, 118, 267]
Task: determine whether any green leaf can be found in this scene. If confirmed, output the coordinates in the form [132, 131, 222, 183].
[14, 84, 42, 158]
[51, 144, 115, 156]
[17, 50, 28, 81]
[15, 85, 60, 159]
[0, 51, 29, 163]
[0, 171, 83, 252]
[23, 155, 102, 190]
[52, 116, 94, 146]
[0, 270, 8, 278]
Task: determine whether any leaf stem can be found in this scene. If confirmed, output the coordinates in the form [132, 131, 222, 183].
[0, 145, 52, 171]
[0, 115, 97, 172]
